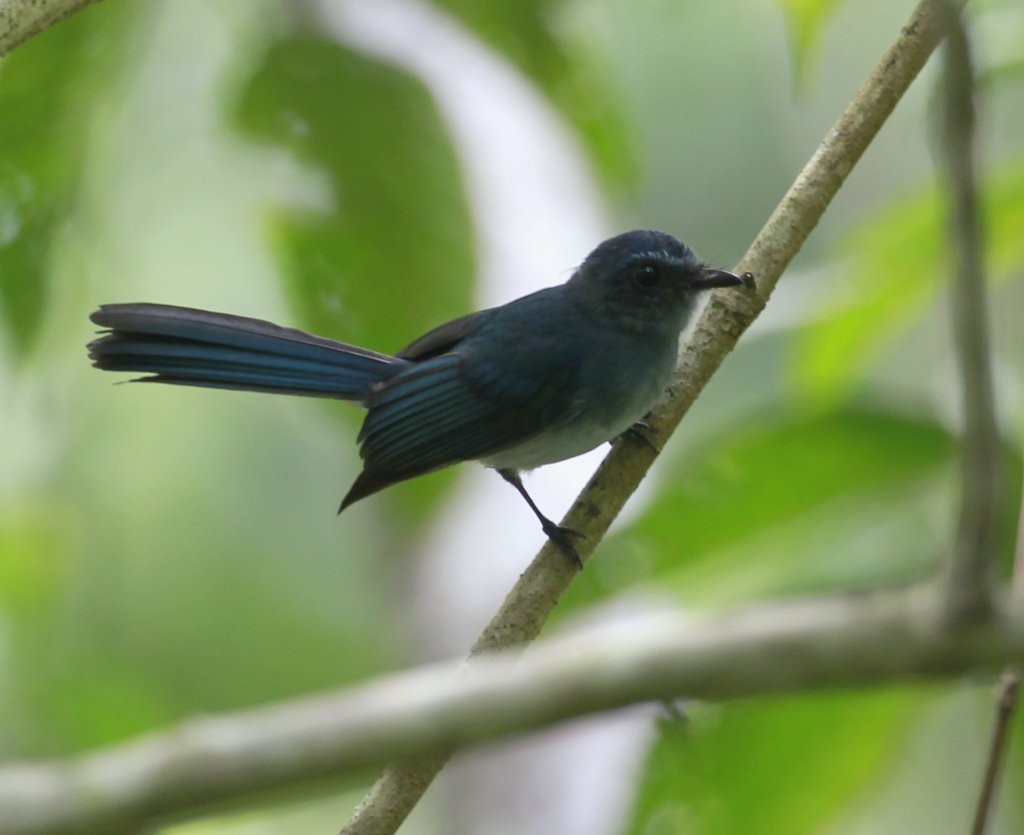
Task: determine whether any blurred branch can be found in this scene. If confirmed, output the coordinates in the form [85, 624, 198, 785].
[937, 0, 1002, 626]
[341, 0, 967, 831]
[969, 462, 1024, 833]
[1, 590, 1024, 835]
[937, 3, 1015, 829]
[0, 0, 103, 55]
[1016, 476, 1024, 602]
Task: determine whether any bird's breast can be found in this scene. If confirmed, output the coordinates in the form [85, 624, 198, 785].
[481, 331, 677, 471]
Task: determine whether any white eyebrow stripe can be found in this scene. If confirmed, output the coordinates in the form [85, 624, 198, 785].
[633, 249, 690, 265]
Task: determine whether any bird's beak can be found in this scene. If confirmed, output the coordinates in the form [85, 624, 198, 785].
[690, 266, 745, 290]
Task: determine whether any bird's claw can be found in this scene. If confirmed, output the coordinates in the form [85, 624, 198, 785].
[541, 520, 586, 569]
[620, 419, 661, 453]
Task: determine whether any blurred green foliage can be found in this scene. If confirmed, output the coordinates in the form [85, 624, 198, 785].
[776, 0, 845, 84]
[0, 1, 135, 353]
[434, 0, 636, 189]
[629, 689, 926, 835]
[562, 408, 957, 617]
[236, 36, 475, 357]
[0, 0, 1022, 833]
[236, 34, 476, 521]
[797, 157, 1024, 406]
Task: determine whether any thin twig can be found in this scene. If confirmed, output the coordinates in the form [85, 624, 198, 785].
[1014, 475, 1024, 603]
[971, 668, 1021, 835]
[937, 0, 1002, 625]
[969, 466, 1024, 833]
[341, 1, 966, 831]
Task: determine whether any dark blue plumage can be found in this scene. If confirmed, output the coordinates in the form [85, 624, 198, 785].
[88, 230, 743, 564]
[89, 303, 405, 398]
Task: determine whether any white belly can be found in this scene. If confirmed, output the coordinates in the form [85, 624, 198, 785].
[480, 355, 670, 471]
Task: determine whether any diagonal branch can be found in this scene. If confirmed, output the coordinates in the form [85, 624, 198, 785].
[1, 589, 1023, 835]
[341, 1, 967, 831]
[0, 0, 104, 55]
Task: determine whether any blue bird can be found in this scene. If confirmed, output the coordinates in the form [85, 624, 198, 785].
[88, 230, 743, 565]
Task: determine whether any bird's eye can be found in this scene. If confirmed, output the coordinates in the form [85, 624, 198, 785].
[633, 264, 660, 288]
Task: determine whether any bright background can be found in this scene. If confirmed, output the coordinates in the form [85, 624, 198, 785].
[1, 0, 1023, 832]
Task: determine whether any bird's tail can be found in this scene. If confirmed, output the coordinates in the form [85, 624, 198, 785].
[88, 303, 407, 400]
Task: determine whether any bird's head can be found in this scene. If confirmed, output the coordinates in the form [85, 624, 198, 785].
[568, 230, 743, 335]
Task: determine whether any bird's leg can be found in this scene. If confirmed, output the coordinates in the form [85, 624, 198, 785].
[497, 469, 584, 569]
[618, 418, 661, 453]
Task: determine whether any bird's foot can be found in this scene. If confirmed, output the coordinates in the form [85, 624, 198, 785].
[619, 419, 661, 453]
[541, 519, 586, 570]
[497, 467, 587, 569]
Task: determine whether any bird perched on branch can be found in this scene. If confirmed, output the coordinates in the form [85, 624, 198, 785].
[88, 230, 744, 565]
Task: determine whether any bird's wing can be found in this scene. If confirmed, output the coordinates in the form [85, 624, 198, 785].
[339, 351, 573, 509]
[394, 308, 496, 361]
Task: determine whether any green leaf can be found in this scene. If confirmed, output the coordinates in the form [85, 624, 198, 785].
[430, 0, 635, 189]
[0, 498, 74, 619]
[776, 0, 846, 85]
[627, 689, 929, 835]
[562, 408, 955, 613]
[795, 156, 1024, 406]
[20, 655, 179, 753]
[234, 36, 476, 520]
[0, 2, 133, 354]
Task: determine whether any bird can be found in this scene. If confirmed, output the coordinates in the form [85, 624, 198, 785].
[87, 230, 744, 566]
